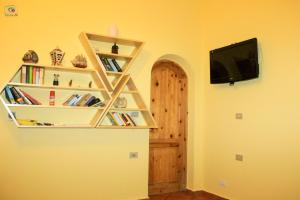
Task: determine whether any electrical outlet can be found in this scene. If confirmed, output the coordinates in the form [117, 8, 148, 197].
[129, 152, 138, 159]
[235, 113, 243, 119]
[235, 154, 243, 161]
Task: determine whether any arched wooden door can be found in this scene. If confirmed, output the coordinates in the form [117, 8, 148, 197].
[149, 60, 188, 195]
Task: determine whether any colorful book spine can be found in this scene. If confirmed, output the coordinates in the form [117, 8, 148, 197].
[107, 58, 118, 71]
[10, 87, 25, 104]
[35, 67, 40, 85]
[28, 66, 33, 84]
[4, 86, 16, 104]
[32, 67, 36, 84]
[107, 112, 118, 125]
[84, 96, 96, 106]
[125, 113, 137, 126]
[19, 89, 42, 105]
[14, 87, 32, 105]
[21, 66, 27, 83]
[63, 94, 77, 106]
[26, 66, 30, 83]
[39, 68, 44, 85]
[112, 112, 125, 126]
[112, 59, 122, 72]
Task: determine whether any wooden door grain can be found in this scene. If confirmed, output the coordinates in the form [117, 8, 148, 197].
[149, 60, 188, 195]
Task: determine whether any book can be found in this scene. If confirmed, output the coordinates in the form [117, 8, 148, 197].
[77, 93, 92, 106]
[39, 68, 44, 85]
[35, 67, 40, 84]
[125, 113, 137, 126]
[21, 66, 26, 83]
[120, 113, 131, 126]
[69, 94, 82, 106]
[107, 112, 118, 125]
[63, 94, 77, 106]
[112, 112, 125, 126]
[112, 59, 122, 72]
[107, 58, 118, 71]
[4, 86, 16, 104]
[32, 67, 36, 84]
[14, 87, 32, 105]
[26, 66, 30, 83]
[84, 96, 96, 106]
[91, 101, 104, 107]
[28, 66, 33, 84]
[101, 57, 114, 71]
[99, 57, 110, 71]
[87, 98, 100, 107]
[19, 89, 42, 105]
[10, 87, 25, 104]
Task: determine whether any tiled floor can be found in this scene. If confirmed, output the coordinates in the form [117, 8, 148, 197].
[147, 190, 227, 200]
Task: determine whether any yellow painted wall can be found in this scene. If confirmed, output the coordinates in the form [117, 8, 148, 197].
[201, 0, 300, 199]
[0, 0, 204, 200]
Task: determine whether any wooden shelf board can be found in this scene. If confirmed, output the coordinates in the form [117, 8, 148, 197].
[18, 124, 93, 128]
[97, 125, 155, 129]
[96, 52, 132, 60]
[109, 108, 147, 111]
[7, 82, 106, 92]
[106, 71, 123, 75]
[21, 63, 96, 73]
[86, 33, 143, 46]
[121, 90, 139, 94]
[7, 104, 105, 109]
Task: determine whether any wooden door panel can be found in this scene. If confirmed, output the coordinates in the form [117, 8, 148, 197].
[149, 61, 188, 195]
[149, 146, 179, 184]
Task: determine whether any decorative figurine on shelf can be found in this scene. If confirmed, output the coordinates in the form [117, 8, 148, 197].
[69, 79, 73, 87]
[113, 97, 127, 108]
[111, 43, 119, 54]
[50, 47, 65, 65]
[89, 81, 92, 88]
[71, 54, 87, 68]
[22, 50, 39, 63]
[53, 74, 59, 86]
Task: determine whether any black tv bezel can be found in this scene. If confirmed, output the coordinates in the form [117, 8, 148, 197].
[210, 38, 259, 84]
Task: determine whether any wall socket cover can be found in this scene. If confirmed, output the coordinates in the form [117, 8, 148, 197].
[129, 152, 138, 159]
[235, 113, 243, 119]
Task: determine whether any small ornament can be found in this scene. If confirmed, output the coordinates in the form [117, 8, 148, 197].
[71, 54, 87, 68]
[49, 90, 55, 106]
[53, 74, 59, 86]
[113, 97, 127, 108]
[111, 43, 119, 54]
[50, 47, 65, 65]
[22, 50, 39, 63]
[69, 79, 73, 87]
[89, 81, 92, 88]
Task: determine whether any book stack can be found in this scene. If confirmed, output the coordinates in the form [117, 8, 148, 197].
[99, 57, 122, 72]
[63, 93, 105, 107]
[20, 65, 44, 84]
[4, 86, 42, 105]
[107, 112, 137, 126]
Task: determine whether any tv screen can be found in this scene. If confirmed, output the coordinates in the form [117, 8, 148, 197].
[210, 38, 259, 84]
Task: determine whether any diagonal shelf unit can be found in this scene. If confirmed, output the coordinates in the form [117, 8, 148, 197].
[0, 32, 156, 129]
[97, 75, 157, 129]
[0, 63, 111, 128]
[79, 32, 144, 92]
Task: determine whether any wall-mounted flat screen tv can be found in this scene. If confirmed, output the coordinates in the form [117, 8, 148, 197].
[210, 38, 259, 84]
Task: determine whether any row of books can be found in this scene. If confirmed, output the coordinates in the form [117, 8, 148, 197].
[63, 93, 105, 107]
[107, 112, 137, 126]
[99, 57, 122, 72]
[4, 86, 41, 105]
[20, 65, 45, 85]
